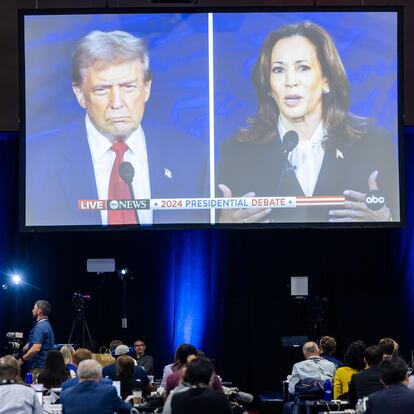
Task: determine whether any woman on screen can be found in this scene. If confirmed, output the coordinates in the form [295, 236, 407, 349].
[217, 21, 398, 224]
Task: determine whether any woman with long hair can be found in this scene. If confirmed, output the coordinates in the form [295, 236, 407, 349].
[115, 355, 142, 399]
[60, 344, 76, 377]
[217, 21, 398, 224]
[333, 340, 366, 399]
[37, 349, 70, 388]
[0, 355, 25, 384]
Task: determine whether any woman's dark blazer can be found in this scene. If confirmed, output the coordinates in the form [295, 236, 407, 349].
[216, 122, 399, 223]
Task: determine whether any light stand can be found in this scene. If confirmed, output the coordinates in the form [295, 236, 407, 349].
[118, 268, 132, 329]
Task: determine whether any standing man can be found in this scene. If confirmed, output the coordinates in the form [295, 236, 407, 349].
[18, 300, 54, 381]
[133, 339, 154, 374]
[26, 30, 207, 227]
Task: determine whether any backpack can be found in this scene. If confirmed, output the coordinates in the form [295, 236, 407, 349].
[294, 377, 324, 397]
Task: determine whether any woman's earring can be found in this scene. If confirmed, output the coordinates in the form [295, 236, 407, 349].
[268, 92, 275, 100]
[322, 87, 330, 95]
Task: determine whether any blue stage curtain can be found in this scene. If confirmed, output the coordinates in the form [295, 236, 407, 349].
[166, 230, 228, 358]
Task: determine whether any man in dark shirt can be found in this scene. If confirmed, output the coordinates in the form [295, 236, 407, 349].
[319, 336, 343, 368]
[365, 356, 414, 414]
[171, 357, 231, 414]
[133, 338, 154, 374]
[348, 345, 384, 407]
[18, 300, 54, 380]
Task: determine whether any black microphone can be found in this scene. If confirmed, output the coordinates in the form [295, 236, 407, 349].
[119, 161, 139, 223]
[119, 161, 135, 185]
[282, 130, 299, 154]
[276, 130, 299, 197]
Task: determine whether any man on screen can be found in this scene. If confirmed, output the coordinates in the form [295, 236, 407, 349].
[26, 30, 207, 226]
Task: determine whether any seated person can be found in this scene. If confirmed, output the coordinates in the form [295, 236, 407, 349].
[288, 341, 336, 395]
[115, 355, 143, 399]
[348, 345, 385, 407]
[0, 355, 25, 384]
[109, 340, 123, 354]
[408, 374, 414, 390]
[333, 340, 366, 399]
[37, 349, 71, 388]
[103, 345, 149, 392]
[60, 344, 76, 377]
[62, 348, 112, 390]
[170, 357, 231, 414]
[378, 338, 399, 359]
[0, 355, 42, 414]
[161, 362, 174, 390]
[133, 339, 154, 374]
[166, 345, 223, 396]
[319, 336, 343, 368]
[365, 356, 414, 414]
[61, 359, 131, 414]
[165, 344, 198, 396]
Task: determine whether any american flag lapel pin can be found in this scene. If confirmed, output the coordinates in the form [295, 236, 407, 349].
[164, 168, 172, 179]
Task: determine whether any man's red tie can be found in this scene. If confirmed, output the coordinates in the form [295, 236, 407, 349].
[108, 140, 138, 225]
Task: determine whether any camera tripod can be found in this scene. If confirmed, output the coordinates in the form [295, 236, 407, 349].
[67, 308, 94, 349]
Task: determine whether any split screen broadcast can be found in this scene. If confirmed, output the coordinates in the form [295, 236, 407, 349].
[22, 9, 402, 228]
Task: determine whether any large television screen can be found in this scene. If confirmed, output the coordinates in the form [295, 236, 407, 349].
[20, 7, 403, 230]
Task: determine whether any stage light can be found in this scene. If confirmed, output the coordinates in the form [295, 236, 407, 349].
[120, 268, 129, 275]
[11, 275, 22, 285]
[1, 284, 8, 290]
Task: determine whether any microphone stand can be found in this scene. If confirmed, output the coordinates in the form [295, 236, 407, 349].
[126, 183, 140, 224]
[276, 150, 296, 197]
[119, 162, 140, 224]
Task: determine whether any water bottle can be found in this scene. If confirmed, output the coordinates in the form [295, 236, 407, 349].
[355, 398, 364, 413]
[356, 397, 368, 413]
[25, 371, 32, 384]
[323, 379, 332, 402]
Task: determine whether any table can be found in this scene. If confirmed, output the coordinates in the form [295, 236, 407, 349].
[305, 400, 351, 414]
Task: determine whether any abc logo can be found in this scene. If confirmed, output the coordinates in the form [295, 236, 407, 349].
[365, 190, 385, 211]
[109, 200, 119, 210]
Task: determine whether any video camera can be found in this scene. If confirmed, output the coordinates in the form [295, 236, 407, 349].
[71, 292, 91, 312]
[5, 332, 24, 358]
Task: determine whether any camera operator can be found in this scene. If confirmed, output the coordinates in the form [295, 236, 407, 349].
[18, 300, 55, 381]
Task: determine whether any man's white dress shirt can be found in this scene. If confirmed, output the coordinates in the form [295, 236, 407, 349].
[86, 115, 152, 224]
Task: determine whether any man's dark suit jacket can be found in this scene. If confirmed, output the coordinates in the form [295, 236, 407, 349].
[26, 120, 208, 226]
[171, 388, 232, 414]
[348, 365, 384, 407]
[60, 380, 131, 414]
[61, 377, 112, 391]
[365, 383, 414, 414]
[217, 122, 399, 223]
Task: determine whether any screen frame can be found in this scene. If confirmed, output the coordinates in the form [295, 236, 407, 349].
[18, 5, 405, 232]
